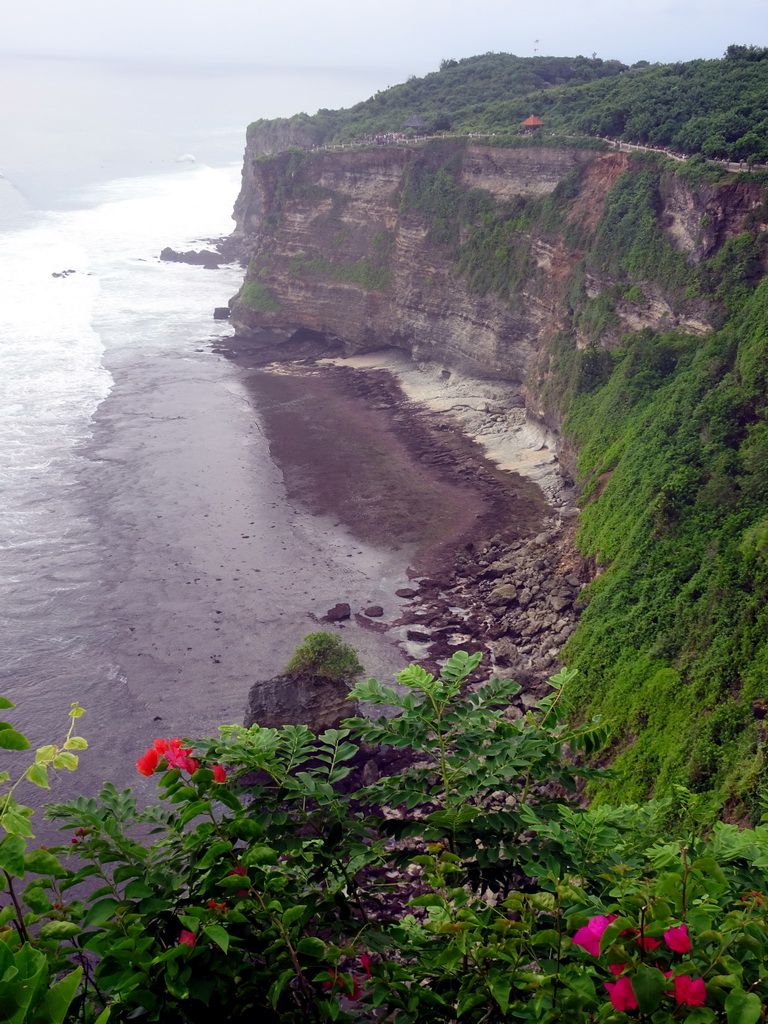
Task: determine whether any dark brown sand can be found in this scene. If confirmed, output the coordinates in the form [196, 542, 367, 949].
[244, 363, 547, 579]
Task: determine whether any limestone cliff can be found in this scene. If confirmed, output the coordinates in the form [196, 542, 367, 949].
[230, 143, 604, 383]
[229, 135, 764, 417]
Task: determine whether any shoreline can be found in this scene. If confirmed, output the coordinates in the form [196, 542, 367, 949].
[213, 339, 589, 698]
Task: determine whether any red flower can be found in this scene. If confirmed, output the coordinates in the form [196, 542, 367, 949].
[608, 962, 628, 975]
[572, 915, 617, 957]
[136, 749, 159, 776]
[604, 976, 637, 1011]
[227, 864, 248, 894]
[213, 764, 227, 783]
[637, 935, 661, 951]
[178, 929, 196, 947]
[673, 975, 706, 1006]
[323, 970, 361, 1000]
[207, 900, 227, 913]
[153, 738, 169, 754]
[360, 954, 372, 978]
[664, 924, 691, 953]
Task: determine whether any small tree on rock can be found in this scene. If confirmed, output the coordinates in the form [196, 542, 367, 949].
[284, 632, 364, 683]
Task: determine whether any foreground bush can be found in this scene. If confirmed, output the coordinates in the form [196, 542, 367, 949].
[3, 653, 768, 1022]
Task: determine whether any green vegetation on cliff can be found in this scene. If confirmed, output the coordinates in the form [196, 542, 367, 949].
[562, 278, 768, 811]
[250, 46, 768, 164]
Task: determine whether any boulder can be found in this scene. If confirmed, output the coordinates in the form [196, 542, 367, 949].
[244, 673, 350, 732]
[325, 603, 351, 622]
[488, 583, 518, 606]
[213, 307, 231, 320]
[363, 605, 384, 617]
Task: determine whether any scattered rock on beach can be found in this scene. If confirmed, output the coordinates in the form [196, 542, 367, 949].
[325, 602, 351, 622]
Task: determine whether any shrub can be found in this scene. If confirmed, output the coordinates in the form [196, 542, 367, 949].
[283, 632, 363, 682]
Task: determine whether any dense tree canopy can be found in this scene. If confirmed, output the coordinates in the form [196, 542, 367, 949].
[249, 48, 768, 163]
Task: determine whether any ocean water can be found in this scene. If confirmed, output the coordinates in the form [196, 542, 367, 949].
[0, 56, 409, 811]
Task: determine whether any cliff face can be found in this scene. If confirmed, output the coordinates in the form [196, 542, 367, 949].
[230, 139, 764, 400]
[230, 143, 605, 381]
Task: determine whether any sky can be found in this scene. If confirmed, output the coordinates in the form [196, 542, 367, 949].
[3, 0, 767, 79]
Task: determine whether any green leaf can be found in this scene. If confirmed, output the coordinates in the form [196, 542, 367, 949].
[139, 898, 173, 915]
[191, 768, 214, 787]
[0, 835, 26, 878]
[63, 736, 88, 750]
[38, 920, 82, 940]
[35, 744, 57, 764]
[179, 800, 209, 825]
[39, 968, 84, 1024]
[241, 844, 278, 867]
[268, 968, 295, 1008]
[633, 965, 668, 1013]
[0, 728, 30, 750]
[23, 886, 52, 913]
[24, 763, 50, 789]
[0, 697, 15, 709]
[1, 810, 34, 838]
[84, 897, 121, 927]
[214, 787, 243, 813]
[682, 1009, 716, 1024]
[124, 880, 154, 899]
[692, 856, 727, 884]
[52, 751, 78, 771]
[487, 969, 512, 1013]
[561, 967, 596, 1003]
[725, 989, 762, 1024]
[232, 817, 262, 840]
[196, 839, 233, 870]
[219, 873, 251, 889]
[203, 924, 230, 954]
[296, 936, 325, 958]
[25, 848, 69, 877]
[409, 894, 446, 908]
[282, 904, 307, 927]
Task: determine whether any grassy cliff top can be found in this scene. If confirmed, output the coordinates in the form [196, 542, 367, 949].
[249, 46, 768, 163]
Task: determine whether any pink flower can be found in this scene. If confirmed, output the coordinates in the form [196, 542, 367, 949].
[664, 924, 691, 953]
[637, 935, 661, 951]
[673, 975, 706, 1006]
[608, 963, 628, 975]
[165, 744, 198, 774]
[136, 749, 159, 776]
[213, 764, 227, 783]
[178, 930, 196, 947]
[604, 976, 637, 1011]
[572, 915, 617, 956]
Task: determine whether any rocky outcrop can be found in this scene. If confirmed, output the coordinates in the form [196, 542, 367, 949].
[244, 672, 351, 731]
